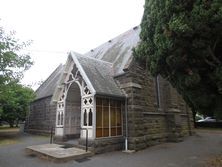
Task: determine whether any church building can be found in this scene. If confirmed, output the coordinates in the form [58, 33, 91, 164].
[25, 27, 193, 153]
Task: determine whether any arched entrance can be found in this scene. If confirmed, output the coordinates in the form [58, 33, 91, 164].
[64, 82, 81, 139]
[54, 60, 95, 141]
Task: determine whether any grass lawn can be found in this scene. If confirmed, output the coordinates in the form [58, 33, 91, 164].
[0, 126, 20, 146]
[0, 125, 50, 146]
[205, 155, 222, 167]
[0, 126, 19, 132]
[0, 138, 19, 145]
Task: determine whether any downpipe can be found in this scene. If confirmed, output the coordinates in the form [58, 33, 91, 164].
[125, 96, 128, 151]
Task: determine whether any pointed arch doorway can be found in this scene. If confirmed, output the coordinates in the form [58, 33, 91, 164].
[54, 56, 95, 142]
[64, 82, 81, 139]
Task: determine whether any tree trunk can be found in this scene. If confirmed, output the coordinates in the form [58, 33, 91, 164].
[8, 121, 14, 128]
[15, 119, 19, 127]
[9, 123, 14, 128]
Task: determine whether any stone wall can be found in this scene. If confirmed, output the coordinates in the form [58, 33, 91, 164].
[25, 96, 56, 134]
[115, 59, 194, 151]
[79, 137, 124, 154]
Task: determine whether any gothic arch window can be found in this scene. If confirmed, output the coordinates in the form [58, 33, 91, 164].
[88, 109, 93, 126]
[58, 113, 61, 125]
[61, 112, 64, 125]
[84, 109, 87, 126]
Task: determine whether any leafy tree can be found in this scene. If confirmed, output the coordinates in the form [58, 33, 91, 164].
[134, 0, 222, 119]
[0, 82, 35, 127]
[0, 26, 33, 85]
[0, 25, 34, 126]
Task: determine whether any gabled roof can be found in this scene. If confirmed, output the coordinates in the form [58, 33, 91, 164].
[35, 64, 64, 100]
[84, 26, 140, 75]
[51, 52, 125, 102]
[36, 26, 140, 100]
[72, 52, 124, 97]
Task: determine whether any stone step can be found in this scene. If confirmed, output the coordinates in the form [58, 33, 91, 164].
[26, 144, 94, 163]
[55, 141, 94, 152]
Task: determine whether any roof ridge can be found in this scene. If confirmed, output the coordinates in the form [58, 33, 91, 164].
[84, 26, 139, 55]
[71, 51, 113, 65]
[35, 64, 63, 94]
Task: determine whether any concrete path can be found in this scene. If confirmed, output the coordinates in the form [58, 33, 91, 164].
[0, 130, 222, 167]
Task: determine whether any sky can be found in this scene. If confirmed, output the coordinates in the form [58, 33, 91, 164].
[0, 0, 144, 90]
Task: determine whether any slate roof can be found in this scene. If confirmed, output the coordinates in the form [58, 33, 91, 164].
[85, 27, 140, 75]
[73, 53, 124, 97]
[35, 64, 64, 100]
[35, 26, 140, 100]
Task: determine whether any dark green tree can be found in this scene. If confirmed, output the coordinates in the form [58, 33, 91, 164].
[0, 82, 35, 127]
[134, 0, 222, 119]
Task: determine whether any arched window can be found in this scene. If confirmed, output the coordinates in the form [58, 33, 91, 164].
[84, 109, 87, 126]
[88, 109, 93, 126]
[58, 113, 61, 125]
[61, 112, 64, 125]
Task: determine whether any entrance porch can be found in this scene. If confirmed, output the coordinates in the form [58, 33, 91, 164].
[52, 53, 125, 152]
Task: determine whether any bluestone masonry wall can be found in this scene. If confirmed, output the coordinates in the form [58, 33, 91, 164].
[25, 96, 56, 134]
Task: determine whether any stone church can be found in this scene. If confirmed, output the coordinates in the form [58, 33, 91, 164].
[25, 26, 193, 153]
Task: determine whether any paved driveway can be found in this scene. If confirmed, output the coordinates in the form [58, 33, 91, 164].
[0, 130, 222, 167]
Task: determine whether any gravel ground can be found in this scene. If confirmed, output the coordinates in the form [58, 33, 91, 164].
[0, 130, 222, 167]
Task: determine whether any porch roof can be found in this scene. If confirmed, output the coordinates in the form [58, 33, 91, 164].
[71, 52, 125, 98]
